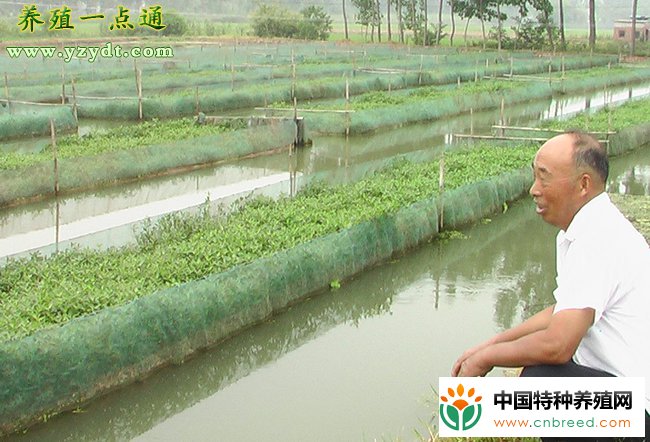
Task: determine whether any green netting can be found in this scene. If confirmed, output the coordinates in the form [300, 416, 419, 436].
[5, 53, 614, 119]
[79, 55, 615, 121]
[0, 119, 296, 207]
[308, 66, 650, 135]
[0, 107, 77, 141]
[442, 168, 531, 228]
[606, 122, 650, 157]
[0, 166, 538, 435]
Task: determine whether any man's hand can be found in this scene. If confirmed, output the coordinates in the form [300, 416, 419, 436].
[451, 341, 492, 377]
[452, 347, 493, 377]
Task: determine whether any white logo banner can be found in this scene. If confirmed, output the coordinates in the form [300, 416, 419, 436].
[438, 377, 646, 437]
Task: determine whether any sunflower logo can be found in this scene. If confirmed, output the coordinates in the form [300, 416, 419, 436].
[439, 384, 483, 431]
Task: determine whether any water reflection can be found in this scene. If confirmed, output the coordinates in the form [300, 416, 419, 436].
[2, 84, 649, 261]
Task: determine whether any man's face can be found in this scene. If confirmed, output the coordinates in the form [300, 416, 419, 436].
[529, 135, 583, 231]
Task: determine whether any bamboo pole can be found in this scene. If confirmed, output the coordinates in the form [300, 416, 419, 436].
[195, 86, 200, 114]
[419, 54, 423, 85]
[491, 125, 615, 135]
[71, 77, 78, 123]
[0, 98, 64, 106]
[454, 133, 611, 144]
[510, 55, 514, 78]
[291, 49, 296, 100]
[255, 107, 355, 114]
[475, 60, 479, 82]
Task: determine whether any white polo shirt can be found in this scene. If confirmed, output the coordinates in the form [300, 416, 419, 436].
[552, 192, 650, 413]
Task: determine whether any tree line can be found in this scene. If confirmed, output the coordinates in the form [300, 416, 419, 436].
[339, 0, 644, 53]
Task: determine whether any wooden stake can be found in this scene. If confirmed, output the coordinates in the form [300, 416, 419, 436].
[137, 68, 143, 120]
[500, 97, 505, 136]
[470, 108, 474, 135]
[438, 151, 445, 231]
[55, 196, 60, 253]
[548, 63, 552, 86]
[71, 77, 78, 123]
[231, 62, 235, 92]
[510, 55, 514, 78]
[293, 96, 297, 122]
[345, 77, 350, 138]
[50, 119, 59, 196]
[61, 64, 66, 104]
[4, 73, 11, 113]
[195, 86, 200, 114]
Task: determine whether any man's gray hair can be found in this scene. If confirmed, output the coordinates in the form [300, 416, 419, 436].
[566, 130, 609, 183]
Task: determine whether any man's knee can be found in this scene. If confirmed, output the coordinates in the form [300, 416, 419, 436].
[520, 362, 615, 378]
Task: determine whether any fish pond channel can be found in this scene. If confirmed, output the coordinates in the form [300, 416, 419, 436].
[1, 82, 649, 262]
[3, 141, 649, 440]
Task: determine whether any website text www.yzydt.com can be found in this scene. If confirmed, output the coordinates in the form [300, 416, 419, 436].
[5, 43, 173, 63]
[493, 417, 631, 429]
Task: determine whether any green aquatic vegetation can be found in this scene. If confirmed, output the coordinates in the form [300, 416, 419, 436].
[541, 97, 650, 132]
[0, 118, 245, 171]
[0, 144, 536, 342]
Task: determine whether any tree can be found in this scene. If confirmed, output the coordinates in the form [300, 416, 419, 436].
[298, 6, 333, 40]
[631, 0, 638, 56]
[423, 0, 428, 46]
[558, 0, 565, 48]
[396, 0, 404, 42]
[455, 0, 504, 49]
[437, 0, 444, 44]
[449, 0, 456, 45]
[342, 0, 349, 40]
[251, 3, 332, 41]
[588, 0, 596, 49]
[387, 0, 392, 41]
[351, 0, 382, 41]
[251, 4, 299, 38]
[531, 0, 555, 49]
[398, 0, 433, 45]
[160, 10, 188, 36]
[376, 0, 382, 42]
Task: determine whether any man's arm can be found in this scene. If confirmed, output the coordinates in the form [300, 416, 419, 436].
[451, 305, 555, 377]
[454, 307, 594, 377]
